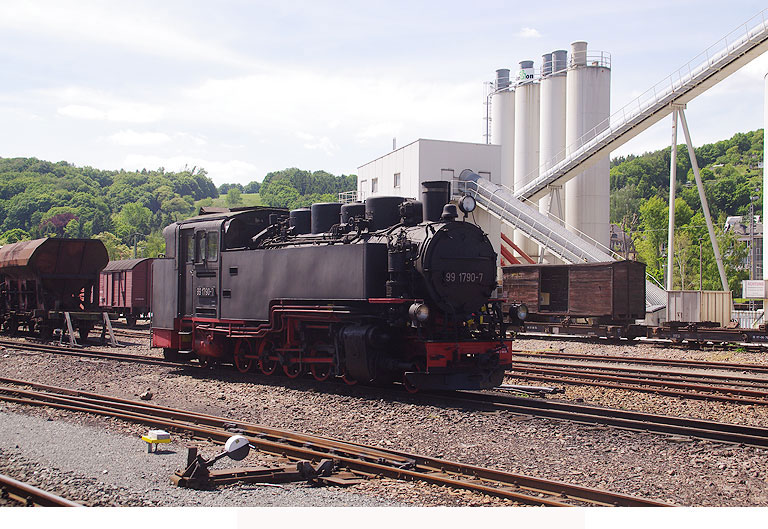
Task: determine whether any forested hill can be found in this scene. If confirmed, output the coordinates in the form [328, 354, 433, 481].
[0, 158, 218, 255]
[610, 129, 763, 291]
[208, 168, 358, 211]
[257, 168, 357, 209]
[0, 158, 357, 259]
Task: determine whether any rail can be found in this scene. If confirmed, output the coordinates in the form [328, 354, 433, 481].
[0, 378, 667, 507]
[0, 473, 81, 507]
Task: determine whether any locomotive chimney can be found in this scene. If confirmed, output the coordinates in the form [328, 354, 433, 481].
[422, 181, 451, 222]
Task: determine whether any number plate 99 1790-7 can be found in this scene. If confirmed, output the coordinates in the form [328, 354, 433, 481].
[443, 272, 484, 283]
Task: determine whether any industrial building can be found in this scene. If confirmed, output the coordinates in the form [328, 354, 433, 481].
[357, 40, 614, 265]
[356, 12, 768, 316]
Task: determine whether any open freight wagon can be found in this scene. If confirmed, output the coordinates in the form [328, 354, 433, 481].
[502, 261, 646, 324]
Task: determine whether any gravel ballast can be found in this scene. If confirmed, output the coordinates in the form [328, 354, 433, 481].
[1, 333, 768, 506]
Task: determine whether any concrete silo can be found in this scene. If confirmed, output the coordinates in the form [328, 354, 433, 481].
[564, 41, 611, 248]
[491, 68, 515, 190]
[538, 50, 568, 263]
[513, 60, 541, 258]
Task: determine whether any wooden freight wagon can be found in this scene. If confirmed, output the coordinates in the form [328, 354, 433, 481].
[502, 261, 646, 324]
[99, 258, 154, 326]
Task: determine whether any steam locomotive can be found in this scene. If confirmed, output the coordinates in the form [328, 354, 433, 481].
[152, 180, 515, 391]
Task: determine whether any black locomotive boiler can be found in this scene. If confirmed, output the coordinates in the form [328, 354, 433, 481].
[152, 181, 514, 391]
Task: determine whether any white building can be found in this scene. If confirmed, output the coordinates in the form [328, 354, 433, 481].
[356, 138, 503, 257]
[357, 138, 499, 200]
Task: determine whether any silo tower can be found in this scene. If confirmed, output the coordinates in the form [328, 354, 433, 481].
[491, 68, 515, 190]
[513, 60, 541, 258]
[564, 41, 611, 248]
[538, 50, 568, 263]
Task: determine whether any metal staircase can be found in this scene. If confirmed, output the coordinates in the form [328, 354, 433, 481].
[466, 10, 768, 311]
[460, 170, 668, 309]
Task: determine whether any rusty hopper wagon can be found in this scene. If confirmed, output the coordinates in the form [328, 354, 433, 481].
[99, 258, 154, 327]
[0, 238, 109, 340]
[502, 261, 646, 324]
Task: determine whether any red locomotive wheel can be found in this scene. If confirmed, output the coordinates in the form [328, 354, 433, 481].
[282, 362, 303, 379]
[258, 340, 278, 375]
[234, 339, 254, 373]
[309, 363, 332, 382]
[341, 372, 357, 386]
[402, 374, 419, 394]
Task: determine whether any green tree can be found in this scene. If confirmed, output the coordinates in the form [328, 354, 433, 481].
[226, 188, 243, 207]
[94, 231, 132, 260]
[113, 203, 153, 242]
[0, 228, 29, 244]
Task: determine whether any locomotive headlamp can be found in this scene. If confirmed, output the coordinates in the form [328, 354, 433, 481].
[458, 195, 476, 214]
[508, 303, 528, 324]
[409, 303, 430, 323]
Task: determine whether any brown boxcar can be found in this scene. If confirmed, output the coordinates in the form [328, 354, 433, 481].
[502, 261, 646, 323]
[99, 258, 154, 326]
[0, 238, 109, 338]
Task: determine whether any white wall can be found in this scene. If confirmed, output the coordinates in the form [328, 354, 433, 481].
[357, 138, 503, 262]
[357, 139, 500, 200]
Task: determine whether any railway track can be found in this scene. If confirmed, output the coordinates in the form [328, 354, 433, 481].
[505, 351, 768, 405]
[511, 350, 768, 373]
[0, 378, 667, 507]
[446, 389, 768, 448]
[0, 339, 187, 369]
[516, 331, 768, 352]
[5, 337, 768, 448]
[0, 473, 81, 507]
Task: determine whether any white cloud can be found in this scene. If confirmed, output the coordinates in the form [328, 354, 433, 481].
[109, 130, 171, 147]
[121, 154, 261, 185]
[52, 88, 166, 123]
[517, 27, 542, 39]
[0, 1, 255, 68]
[58, 104, 105, 120]
[179, 68, 478, 145]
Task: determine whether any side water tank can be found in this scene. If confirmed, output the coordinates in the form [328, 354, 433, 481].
[311, 202, 342, 234]
[289, 208, 311, 235]
[365, 196, 404, 230]
[340, 202, 366, 224]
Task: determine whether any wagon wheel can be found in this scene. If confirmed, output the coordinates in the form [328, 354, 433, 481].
[3, 319, 17, 335]
[258, 340, 278, 375]
[310, 362, 332, 382]
[126, 314, 137, 328]
[233, 339, 255, 373]
[282, 361, 303, 379]
[78, 323, 91, 343]
[198, 355, 213, 368]
[38, 324, 53, 342]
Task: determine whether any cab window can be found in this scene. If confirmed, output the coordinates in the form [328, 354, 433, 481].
[195, 232, 206, 263]
[184, 233, 194, 263]
[207, 231, 219, 261]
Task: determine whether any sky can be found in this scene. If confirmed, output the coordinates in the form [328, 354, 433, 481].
[0, 1, 767, 187]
